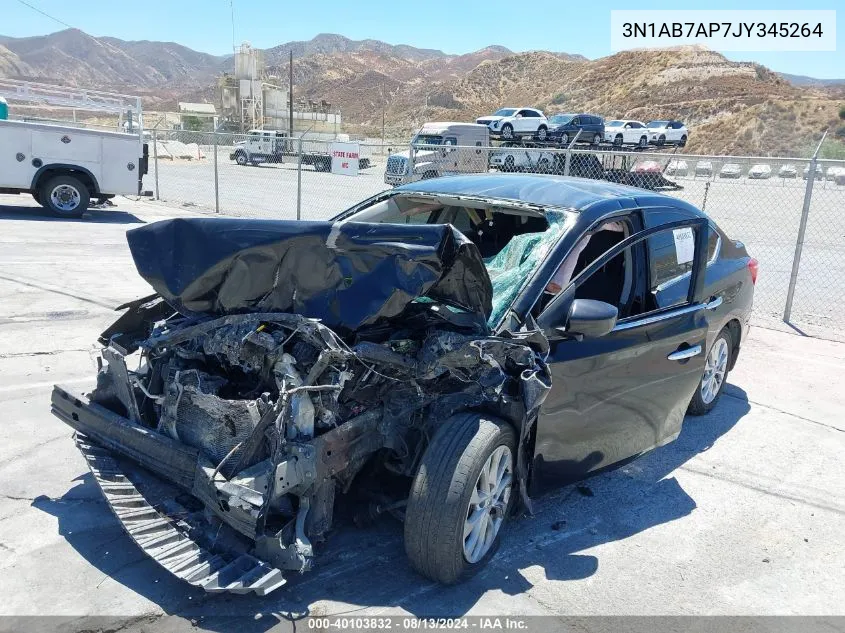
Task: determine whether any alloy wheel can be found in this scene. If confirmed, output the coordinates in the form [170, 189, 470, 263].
[463, 445, 513, 564]
[701, 337, 729, 405]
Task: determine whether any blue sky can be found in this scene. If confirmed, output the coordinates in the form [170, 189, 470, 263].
[5, 0, 843, 78]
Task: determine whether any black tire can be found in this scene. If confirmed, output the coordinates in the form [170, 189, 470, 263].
[235, 152, 248, 166]
[687, 328, 733, 416]
[405, 413, 517, 585]
[314, 158, 331, 172]
[593, 133, 602, 145]
[657, 135, 666, 147]
[503, 155, 515, 172]
[422, 170, 438, 180]
[679, 135, 687, 147]
[40, 174, 89, 218]
[536, 125, 548, 141]
[639, 136, 648, 148]
[501, 124, 514, 140]
[560, 132, 569, 146]
[32, 191, 41, 205]
[614, 134, 623, 146]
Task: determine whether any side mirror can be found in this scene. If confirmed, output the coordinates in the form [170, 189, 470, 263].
[566, 299, 618, 338]
[537, 297, 618, 340]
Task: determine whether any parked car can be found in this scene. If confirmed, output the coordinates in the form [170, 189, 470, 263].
[604, 120, 649, 147]
[779, 164, 798, 178]
[546, 113, 604, 146]
[748, 164, 772, 179]
[646, 120, 688, 147]
[666, 160, 689, 176]
[52, 173, 756, 593]
[489, 142, 556, 173]
[695, 160, 714, 177]
[803, 164, 823, 180]
[476, 107, 548, 141]
[720, 163, 743, 179]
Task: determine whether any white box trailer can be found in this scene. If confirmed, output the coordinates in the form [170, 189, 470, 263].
[0, 119, 148, 217]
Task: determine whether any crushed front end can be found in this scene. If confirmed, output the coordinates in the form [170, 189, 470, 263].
[51, 218, 550, 594]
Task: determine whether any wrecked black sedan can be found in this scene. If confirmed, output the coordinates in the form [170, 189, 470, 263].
[51, 174, 756, 594]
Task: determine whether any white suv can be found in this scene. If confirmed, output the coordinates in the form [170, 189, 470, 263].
[604, 120, 649, 147]
[476, 108, 548, 141]
[646, 120, 688, 147]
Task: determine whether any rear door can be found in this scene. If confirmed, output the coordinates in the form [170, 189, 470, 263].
[531, 216, 711, 490]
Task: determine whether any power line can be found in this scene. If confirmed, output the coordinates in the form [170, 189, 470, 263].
[14, 0, 75, 30]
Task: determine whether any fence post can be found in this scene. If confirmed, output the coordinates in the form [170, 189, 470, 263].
[296, 136, 303, 221]
[562, 130, 580, 177]
[152, 128, 160, 200]
[783, 132, 826, 322]
[213, 131, 219, 214]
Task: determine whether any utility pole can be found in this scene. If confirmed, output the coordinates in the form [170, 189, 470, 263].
[288, 49, 294, 136]
[381, 81, 385, 148]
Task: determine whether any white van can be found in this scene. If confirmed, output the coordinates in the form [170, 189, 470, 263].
[384, 122, 489, 186]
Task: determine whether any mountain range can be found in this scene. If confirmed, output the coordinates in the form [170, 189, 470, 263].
[0, 29, 842, 156]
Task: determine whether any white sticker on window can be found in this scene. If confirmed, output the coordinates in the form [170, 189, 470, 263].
[673, 227, 695, 264]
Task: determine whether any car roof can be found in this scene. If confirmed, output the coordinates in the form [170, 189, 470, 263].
[393, 173, 703, 215]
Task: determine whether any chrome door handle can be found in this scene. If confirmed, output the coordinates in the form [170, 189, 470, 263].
[668, 345, 702, 361]
[704, 296, 723, 310]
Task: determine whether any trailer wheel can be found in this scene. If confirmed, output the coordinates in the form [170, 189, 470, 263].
[40, 174, 89, 218]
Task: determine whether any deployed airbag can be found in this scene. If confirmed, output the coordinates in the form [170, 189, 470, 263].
[126, 218, 493, 332]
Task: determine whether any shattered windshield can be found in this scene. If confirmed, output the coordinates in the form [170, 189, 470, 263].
[484, 210, 568, 327]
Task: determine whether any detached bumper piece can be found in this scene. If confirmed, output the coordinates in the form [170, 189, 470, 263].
[72, 432, 286, 595]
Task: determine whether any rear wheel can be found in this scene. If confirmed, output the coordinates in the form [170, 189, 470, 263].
[614, 134, 623, 146]
[688, 328, 732, 415]
[639, 135, 648, 148]
[422, 170, 438, 180]
[503, 155, 515, 172]
[405, 413, 516, 584]
[536, 125, 548, 141]
[40, 174, 89, 218]
[560, 132, 569, 146]
[32, 190, 41, 205]
[657, 135, 666, 146]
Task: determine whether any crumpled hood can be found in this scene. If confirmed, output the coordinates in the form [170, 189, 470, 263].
[126, 218, 493, 332]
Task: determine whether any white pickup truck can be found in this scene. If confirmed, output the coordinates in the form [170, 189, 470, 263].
[0, 119, 148, 218]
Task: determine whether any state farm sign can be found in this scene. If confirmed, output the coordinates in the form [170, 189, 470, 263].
[330, 142, 360, 176]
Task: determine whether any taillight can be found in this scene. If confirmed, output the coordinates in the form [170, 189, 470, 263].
[747, 258, 758, 284]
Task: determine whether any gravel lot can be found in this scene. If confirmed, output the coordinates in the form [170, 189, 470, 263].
[150, 156, 845, 336]
[0, 195, 843, 631]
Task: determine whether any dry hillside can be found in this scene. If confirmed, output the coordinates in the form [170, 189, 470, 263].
[0, 30, 842, 156]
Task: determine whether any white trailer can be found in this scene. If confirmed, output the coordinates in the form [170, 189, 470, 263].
[0, 79, 148, 218]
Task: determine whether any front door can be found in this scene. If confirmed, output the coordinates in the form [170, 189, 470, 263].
[530, 217, 710, 492]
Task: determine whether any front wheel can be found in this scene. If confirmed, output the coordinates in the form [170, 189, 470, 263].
[500, 124, 514, 140]
[614, 134, 623, 146]
[657, 135, 666, 146]
[688, 328, 732, 415]
[679, 135, 688, 147]
[235, 152, 248, 166]
[593, 133, 602, 145]
[405, 413, 516, 584]
[40, 174, 89, 218]
[560, 132, 569, 146]
[639, 136, 648, 148]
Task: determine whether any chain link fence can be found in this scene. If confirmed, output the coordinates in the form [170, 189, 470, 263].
[147, 131, 845, 337]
